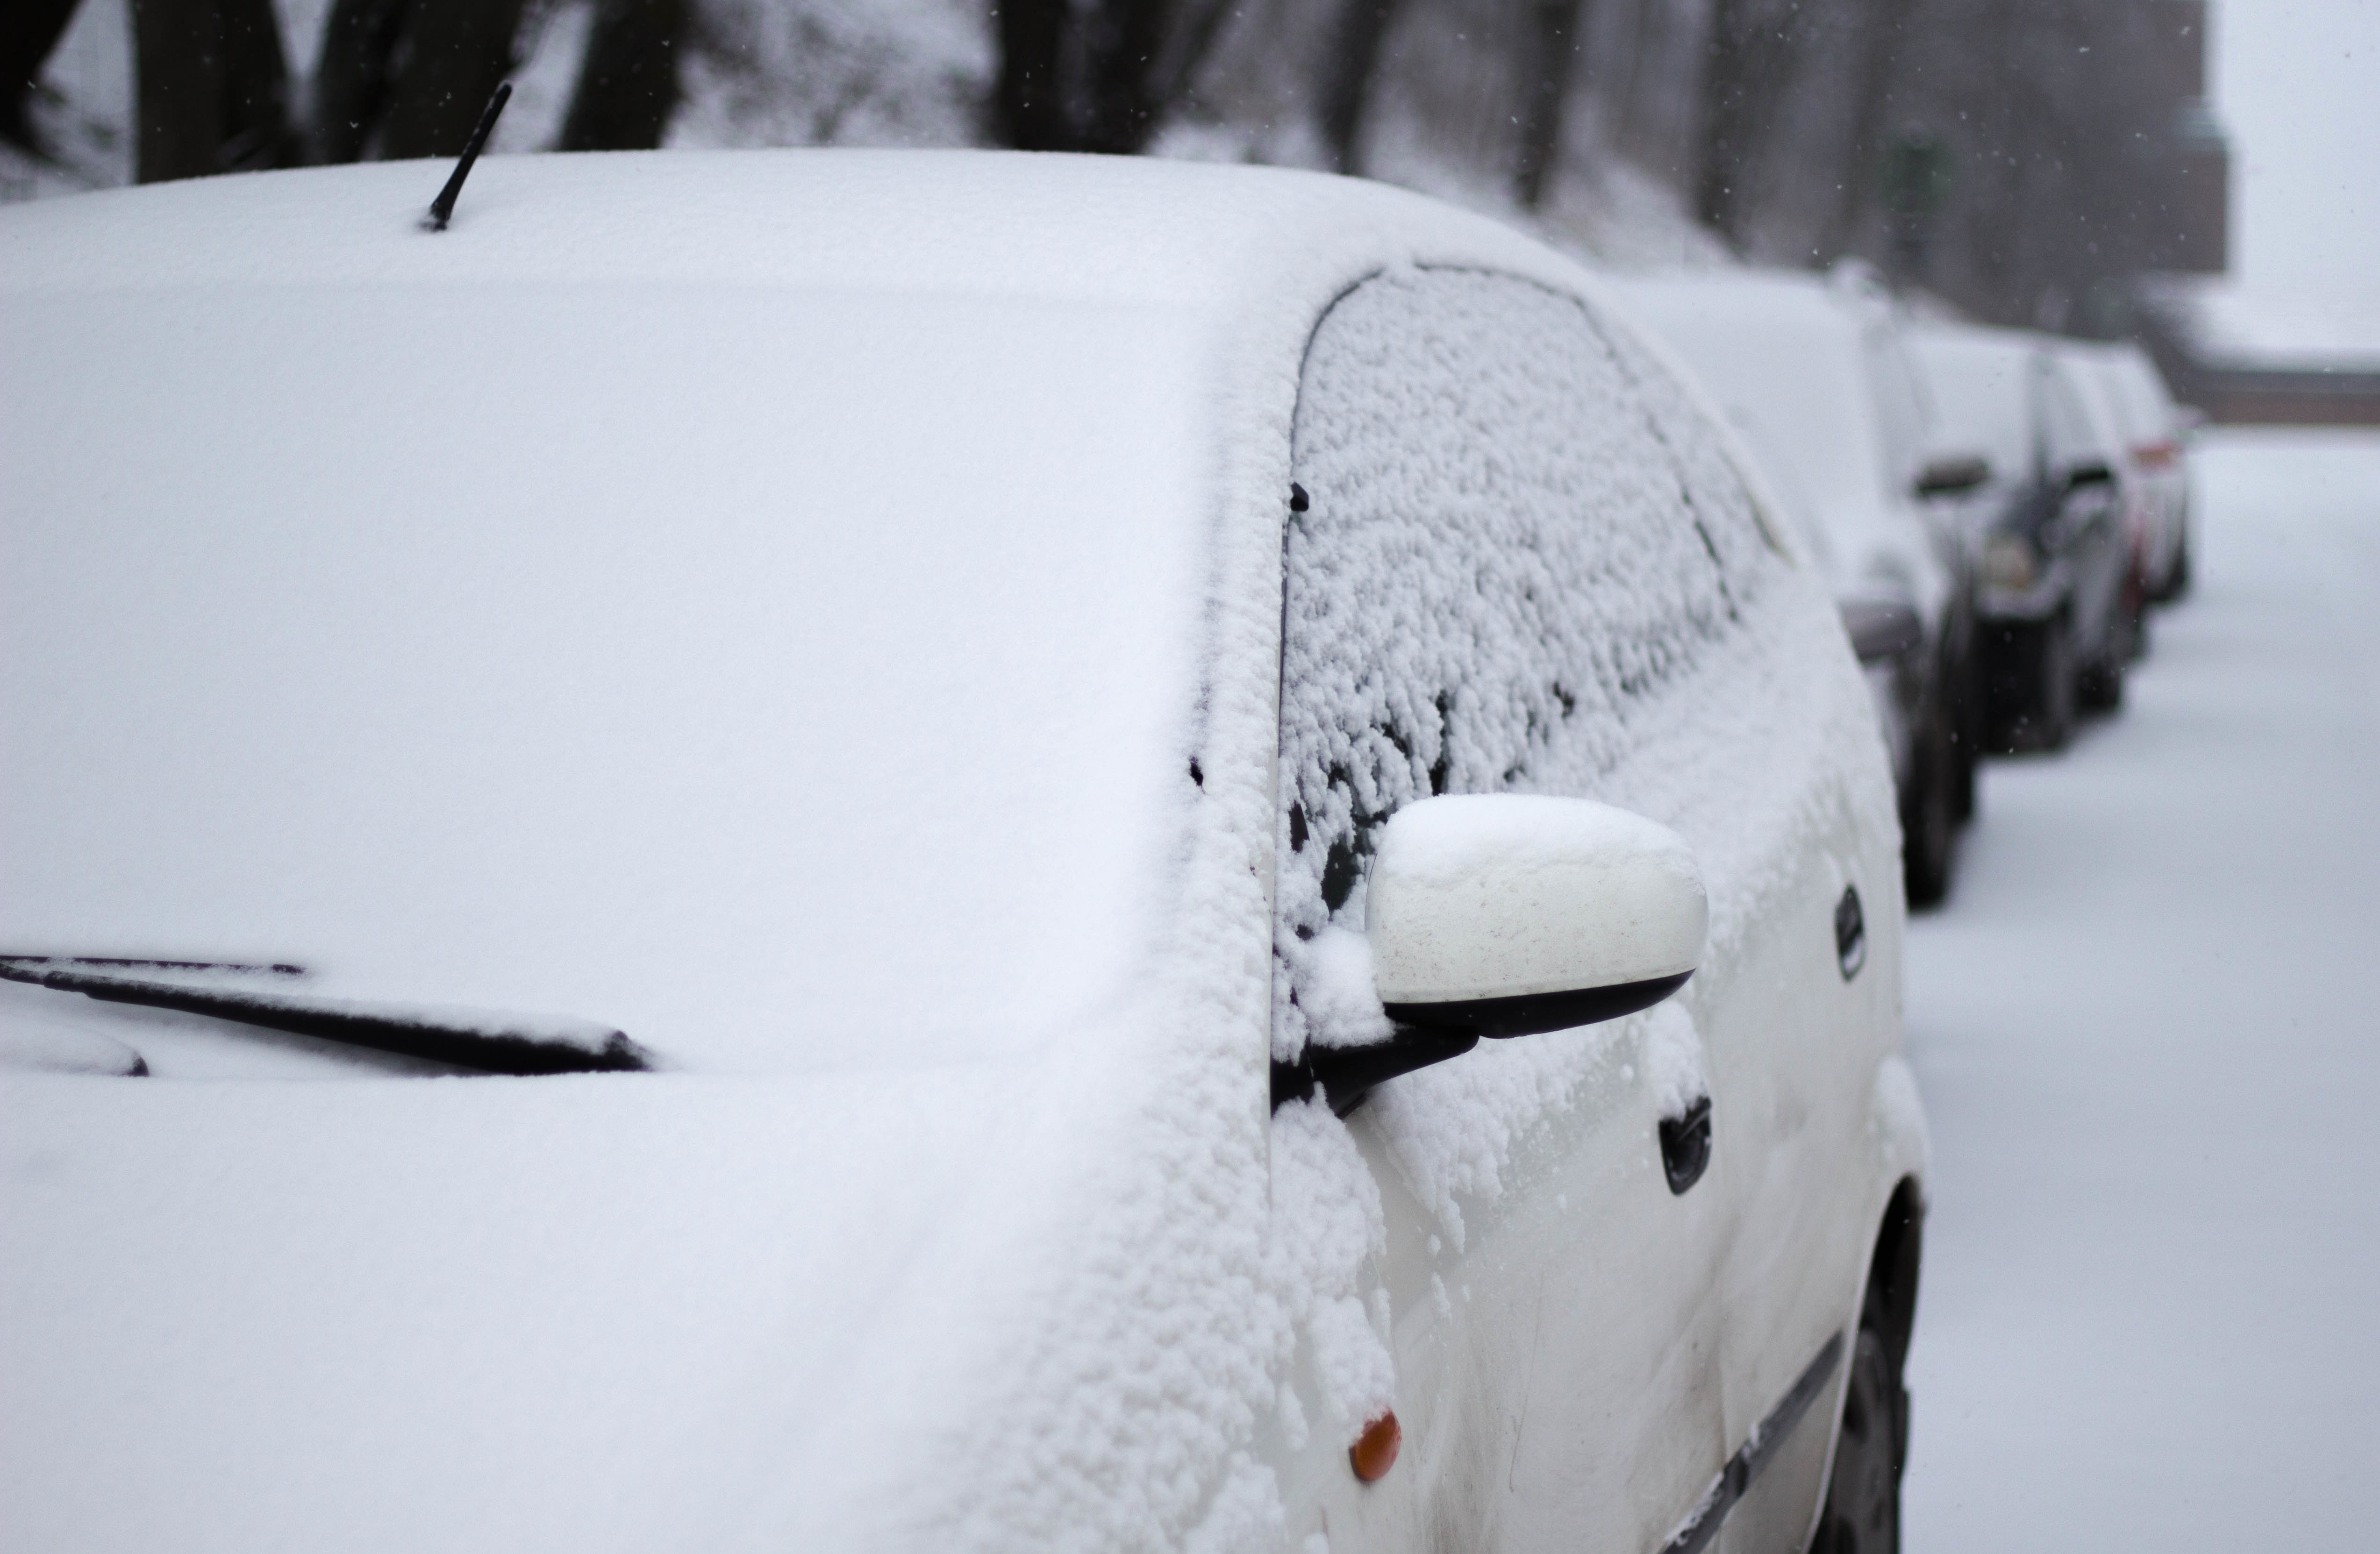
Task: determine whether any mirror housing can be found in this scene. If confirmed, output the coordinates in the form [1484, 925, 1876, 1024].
[1275, 796, 1707, 1115]
[1369, 795, 1706, 1038]
[1914, 452, 1991, 498]
[1840, 598, 1923, 665]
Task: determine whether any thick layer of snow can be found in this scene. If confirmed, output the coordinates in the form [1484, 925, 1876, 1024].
[1901, 430, 2380, 1549]
[1908, 324, 2037, 481]
[1275, 266, 1780, 1061]
[1366, 795, 1708, 1004]
[2, 273, 1208, 1074]
[1, 154, 1898, 1554]
[1607, 274, 1913, 584]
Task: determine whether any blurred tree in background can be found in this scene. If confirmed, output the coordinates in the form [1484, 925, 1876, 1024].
[7, 0, 2222, 335]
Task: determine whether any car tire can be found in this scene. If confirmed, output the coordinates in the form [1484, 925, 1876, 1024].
[1901, 710, 1956, 909]
[1810, 1325, 1906, 1554]
[1950, 652, 1980, 824]
[2077, 634, 2125, 712]
[2160, 530, 2194, 601]
[2011, 616, 2074, 754]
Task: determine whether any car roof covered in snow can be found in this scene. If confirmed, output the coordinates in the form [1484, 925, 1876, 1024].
[1607, 268, 1927, 594]
[0, 146, 1570, 309]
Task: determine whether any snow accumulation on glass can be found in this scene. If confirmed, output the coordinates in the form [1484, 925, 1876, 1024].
[1274, 268, 1783, 1063]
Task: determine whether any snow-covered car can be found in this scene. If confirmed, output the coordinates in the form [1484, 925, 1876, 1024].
[1910, 324, 2137, 748]
[0, 151, 1929, 1554]
[1608, 268, 1980, 906]
[2084, 342, 2196, 601]
[2049, 338, 2153, 679]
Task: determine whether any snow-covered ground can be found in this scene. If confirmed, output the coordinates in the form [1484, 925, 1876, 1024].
[1901, 429, 2380, 1548]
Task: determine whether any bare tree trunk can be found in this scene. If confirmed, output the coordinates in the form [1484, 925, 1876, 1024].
[131, 0, 295, 182]
[1318, 0, 1402, 175]
[1818, 0, 1915, 261]
[1080, 0, 1170, 153]
[995, 0, 1072, 150]
[1, 0, 81, 150]
[312, 0, 406, 163]
[1513, 0, 1589, 209]
[559, 0, 685, 151]
[377, 0, 523, 159]
[993, 0, 1179, 155]
[1694, 0, 1804, 245]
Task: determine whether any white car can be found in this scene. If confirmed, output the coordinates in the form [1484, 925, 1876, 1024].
[0, 151, 1929, 1554]
[1607, 268, 1981, 907]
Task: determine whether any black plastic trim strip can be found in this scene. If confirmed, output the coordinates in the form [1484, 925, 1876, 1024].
[0, 959, 653, 1076]
[1383, 970, 1692, 1040]
[1272, 1023, 1479, 1116]
[1659, 1331, 1847, 1554]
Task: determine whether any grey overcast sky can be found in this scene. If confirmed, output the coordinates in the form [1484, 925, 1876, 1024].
[2209, 0, 2380, 354]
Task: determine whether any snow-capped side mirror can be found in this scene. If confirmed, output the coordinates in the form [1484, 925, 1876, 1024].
[1914, 452, 1992, 498]
[1368, 794, 1706, 1039]
[1270, 795, 1707, 1117]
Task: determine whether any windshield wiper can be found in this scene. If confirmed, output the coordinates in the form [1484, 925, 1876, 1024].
[0, 956, 655, 1076]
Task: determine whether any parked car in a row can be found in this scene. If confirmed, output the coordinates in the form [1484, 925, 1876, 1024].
[1908, 328, 2198, 751]
[0, 152, 1930, 1554]
[1908, 327, 2136, 748]
[2087, 342, 2197, 603]
[1613, 268, 1982, 905]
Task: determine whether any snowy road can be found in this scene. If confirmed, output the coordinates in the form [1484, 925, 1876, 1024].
[1900, 430, 2380, 1549]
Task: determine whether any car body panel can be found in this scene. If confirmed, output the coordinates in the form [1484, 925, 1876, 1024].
[0, 150, 1926, 1554]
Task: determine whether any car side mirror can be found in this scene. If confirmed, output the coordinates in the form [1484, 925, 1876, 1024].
[1914, 453, 1991, 498]
[1274, 795, 1707, 1115]
[1840, 598, 1923, 664]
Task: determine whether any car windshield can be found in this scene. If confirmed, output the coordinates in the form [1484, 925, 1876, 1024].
[0, 280, 1213, 1073]
[1911, 331, 2035, 484]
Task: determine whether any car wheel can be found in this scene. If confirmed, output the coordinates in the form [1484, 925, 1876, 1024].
[2015, 616, 2075, 753]
[1950, 654, 1980, 823]
[2163, 531, 2193, 600]
[1810, 1326, 1905, 1554]
[2077, 625, 2125, 711]
[1901, 710, 1956, 908]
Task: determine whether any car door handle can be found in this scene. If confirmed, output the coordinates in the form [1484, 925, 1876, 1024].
[1835, 885, 1866, 980]
[1659, 1095, 1712, 1194]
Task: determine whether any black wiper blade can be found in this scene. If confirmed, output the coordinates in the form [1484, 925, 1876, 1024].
[0, 957, 654, 1076]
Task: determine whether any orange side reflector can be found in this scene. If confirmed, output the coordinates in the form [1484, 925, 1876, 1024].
[1350, 1411, 1401, 1483]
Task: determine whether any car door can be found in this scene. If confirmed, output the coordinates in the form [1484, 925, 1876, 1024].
[2036, 355, 2126, 656]
[1597, 310, 1906, 1554]
[1265, 265, 1847, 1552]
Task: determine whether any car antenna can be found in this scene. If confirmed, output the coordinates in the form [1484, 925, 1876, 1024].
[423, 81, 512, 232]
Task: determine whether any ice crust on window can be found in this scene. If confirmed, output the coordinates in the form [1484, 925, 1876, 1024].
[1275, 268, 1781, 1063]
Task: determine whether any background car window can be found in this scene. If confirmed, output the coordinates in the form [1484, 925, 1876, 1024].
[1865, 330, 1933, 492]
[1911, 334, 2035, 483]
[2037, 359, 2101, 470]
[1276, 268, 1781, 1052]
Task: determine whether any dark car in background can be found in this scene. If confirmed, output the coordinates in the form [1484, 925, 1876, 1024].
[1911, 324, 2135, 750]
[1615, 268, 1981, 905]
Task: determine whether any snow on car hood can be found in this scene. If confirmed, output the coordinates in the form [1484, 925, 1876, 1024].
[0, 1055, 1118, 1554]
[0, 265, 1208, 1075]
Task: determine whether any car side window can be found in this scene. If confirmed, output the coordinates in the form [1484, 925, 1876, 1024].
[1865, 331, 1932, 493]
[1276, 268, 1780, 1053]
[2037, 359, 2098, 470]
